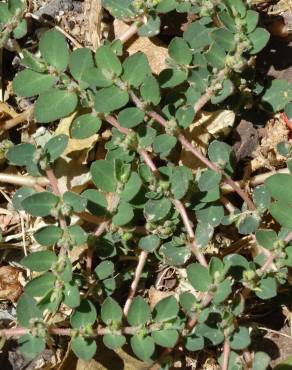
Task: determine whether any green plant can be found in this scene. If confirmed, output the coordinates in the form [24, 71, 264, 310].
[0, 0, 27, 48]
[1, 0, 292, 369]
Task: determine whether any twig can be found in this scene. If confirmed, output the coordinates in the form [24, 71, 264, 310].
[0, 172, 49, 187]
[221, 339, 230, 370]
[123, 250, 148, 316]
[86, 246, 94, 275]
[0, 107, 33, 134]
[20, 215, 27, 256]
[193, 90, 213, 115]
[26, 13, 83, 48]
[147, 109, 168, 128]
[258, 326, 292, 340]
[222, 168, 289, 193]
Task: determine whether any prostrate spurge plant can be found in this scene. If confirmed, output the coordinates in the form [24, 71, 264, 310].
[2, 0, 292, 369]
[0, 0, 27, 48]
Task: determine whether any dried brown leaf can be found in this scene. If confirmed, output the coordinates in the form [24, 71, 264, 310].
[180, 110, 235, 170]
[114, 20, 168, 75]
[76, 347, 148, 370]
[55, 113, 100, 156]
[0, 265, 22, 301]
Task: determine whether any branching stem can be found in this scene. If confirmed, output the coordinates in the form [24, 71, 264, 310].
[194, 69, 227, 115]
[0, 325, 151, 338]
[105, 115, 207, 267]
[130, 92, 256, 210]
[178, 134, 255, 210]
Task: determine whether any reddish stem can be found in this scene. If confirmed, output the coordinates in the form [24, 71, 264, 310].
[186, 293, 213, 330]
[139, 149, 159, 174]
[222, 340, 230, 370]
[243, 349, 252, 370]
[45, 167, 67, 236]
[147, 110, 168, 128]
[106, 115, 131, 135]
[94, 221, 109, 237]
[0, 327, 28, 338]
[46, 168, 61, 196]
[86, 221, 109, 274]
[178, 134, 255, 210]
[116, 22, 139, 44]
[193, 69, 227, 115]
[123, 250, 149, 316]
[105, 115, 208, 267]
[172, 199, 208, 267]
[129, 91, 256, 210]
[194, 91, 212, 114]
[281, 112, 292, 131]
[284, 231, 292, 244]
[259, 252, 275, 274]
[0, 326, 143, 338]
[149, 292, 213, 370]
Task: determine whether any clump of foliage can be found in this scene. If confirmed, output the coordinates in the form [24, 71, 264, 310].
[0, 0, 27, 47]
[1, 0, 292, 369]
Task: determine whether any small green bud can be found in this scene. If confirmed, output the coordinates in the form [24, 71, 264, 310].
[0, 139, 13, 159]
[244, 269, 256, 281]
[61, 202, 73, 217]
[158, 180, 170, 191]
[120, 165, 131, 184]
[213, 270, 221, 283]
[122, 232, 133, 241]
